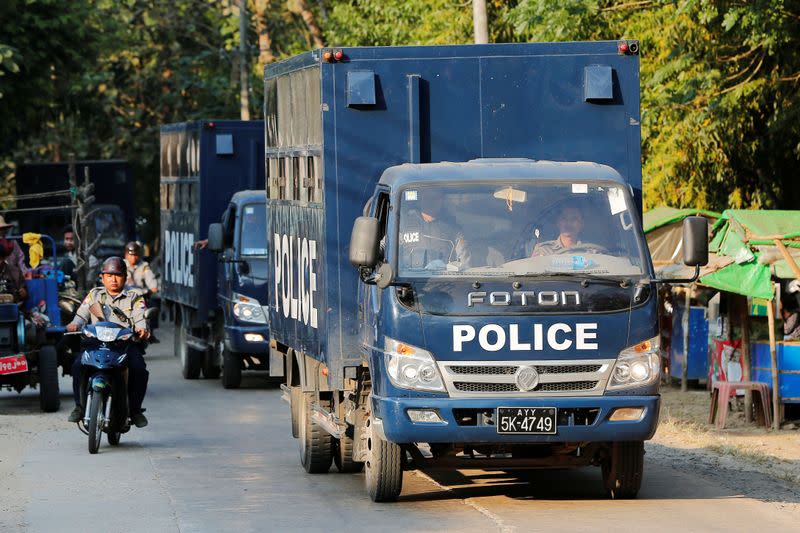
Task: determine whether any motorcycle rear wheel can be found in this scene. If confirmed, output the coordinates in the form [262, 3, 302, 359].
[88, 392, 104, 455]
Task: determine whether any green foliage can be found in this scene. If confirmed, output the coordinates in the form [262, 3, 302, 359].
[1, 0, 798, 237]
[508, 0, 800, 211]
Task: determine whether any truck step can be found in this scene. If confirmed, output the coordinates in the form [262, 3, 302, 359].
[186, 335, 208, 352]
[310, 402, 346, 439]
[279, 384, 291, 404]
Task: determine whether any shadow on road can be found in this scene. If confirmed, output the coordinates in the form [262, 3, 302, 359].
[401, 444, 800, 506]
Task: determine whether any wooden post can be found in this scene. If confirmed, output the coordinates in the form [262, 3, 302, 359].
[681, 287, 691, 392]
[238, 0, 250, 120]
[472, 0, 489, 44]
[740, 296, 752, 423]
[766, 296, 781, 430]
[774, 239, 800, 279]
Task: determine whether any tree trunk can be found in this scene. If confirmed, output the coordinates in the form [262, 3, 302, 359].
[287, 0, 324, 48]
[239, 0, 250, 120]
[473, 0, 489, 44]
[253, 0, 276, 68]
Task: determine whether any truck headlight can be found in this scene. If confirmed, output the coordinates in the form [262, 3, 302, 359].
[232, 292, 266, 324]
[606, 336, 660, 391]
[384, 337, 445, 393]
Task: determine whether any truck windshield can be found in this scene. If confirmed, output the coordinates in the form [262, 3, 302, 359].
[396, 181, 647, 279]
[239, 203, 267, 256]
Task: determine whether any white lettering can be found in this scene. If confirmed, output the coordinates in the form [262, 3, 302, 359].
[163, 230, 195, 288]
[533, 323, 543, 350]
[453, 325, 476, 352]
[509, 324, 531, 351]
[479, 324, 505, 352]
[274, 232, 319, 329]
[547, 324, 572, 351]
[576, 323, 598, 350]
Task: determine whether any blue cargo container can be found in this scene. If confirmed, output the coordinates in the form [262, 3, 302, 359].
[160, 120, 268, 384]
[266, 42, 706, 501]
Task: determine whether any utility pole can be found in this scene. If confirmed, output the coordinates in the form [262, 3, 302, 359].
[239, 0, 251, 120]
[473, 0, 489, 44]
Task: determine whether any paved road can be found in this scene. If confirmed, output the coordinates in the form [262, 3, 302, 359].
[2, 326, 799, 532]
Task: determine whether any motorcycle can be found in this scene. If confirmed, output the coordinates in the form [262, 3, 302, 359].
[77, 320, 137, 454]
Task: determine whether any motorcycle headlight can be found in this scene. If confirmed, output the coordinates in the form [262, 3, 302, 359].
[606, 336, 661, 391]
[384, 337, 445, 393]
[232, 292, 266, 324]
[94, 326, 120, 343]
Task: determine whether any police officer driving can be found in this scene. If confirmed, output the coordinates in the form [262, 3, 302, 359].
[66, 257, 151, 427]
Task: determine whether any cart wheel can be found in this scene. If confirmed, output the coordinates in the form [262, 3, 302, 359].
[38, 345, 61, 412]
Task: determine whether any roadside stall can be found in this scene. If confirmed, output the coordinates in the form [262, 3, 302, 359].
[643, 207, 721, 385]
[698, 210, 800, 428]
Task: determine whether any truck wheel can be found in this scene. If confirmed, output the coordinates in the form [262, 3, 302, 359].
[38, 345, 60, 412]
[203, 319, 223, 379]
[222, 349, 242, 389]
[365, 416, 403, 502]
[176, 320, 201, 379]
[299, 394, 333, 473]
[334, 429, 364, 473]
[602, 441, 644, 499]
[290, 385, 301, 438]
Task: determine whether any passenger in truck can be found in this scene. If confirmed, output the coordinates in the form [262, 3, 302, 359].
[529, 206, 607, 257]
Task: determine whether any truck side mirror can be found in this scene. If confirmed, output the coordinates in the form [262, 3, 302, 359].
[349, 216, 380, 268]
[207, 223, 224, 253]
[682, 216, 708, 267]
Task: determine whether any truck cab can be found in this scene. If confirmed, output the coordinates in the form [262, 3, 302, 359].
[208, 191, 270, 388]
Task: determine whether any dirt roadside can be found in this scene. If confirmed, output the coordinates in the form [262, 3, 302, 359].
[654, 385, 800, 485]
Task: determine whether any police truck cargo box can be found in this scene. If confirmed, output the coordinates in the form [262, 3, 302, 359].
[160, 120, 270, 385]
[265, 42, 708, 501]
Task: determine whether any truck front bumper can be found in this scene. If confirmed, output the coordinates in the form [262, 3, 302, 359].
[371, 394, 660, 444]
[224, 324, 270, 354]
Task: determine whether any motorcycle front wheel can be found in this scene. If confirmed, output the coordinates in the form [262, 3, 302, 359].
[88, 392, 105, 454]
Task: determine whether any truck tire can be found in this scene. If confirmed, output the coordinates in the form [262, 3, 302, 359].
[176, 318, 201, 379]
[602, 441, 644, 499]
[203, 319, 223, 379]
[222, 349, 242, 389]
[38, 345, 60, 412]
[334, 429, 364, 473]
[299, 394, 333, 473]
[365, 416, 403, 502]
[290, 385, 301, 438]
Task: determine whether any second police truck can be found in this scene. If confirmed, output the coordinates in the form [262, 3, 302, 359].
[264, 42, 707, 501]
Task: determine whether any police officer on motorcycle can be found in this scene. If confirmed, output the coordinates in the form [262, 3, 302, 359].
[66, 257, 151, 427]
[124, 241, 157, 294]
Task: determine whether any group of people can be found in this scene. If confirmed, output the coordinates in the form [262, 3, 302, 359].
[0, 217, 159, 428]
[401, 193, 596, 272]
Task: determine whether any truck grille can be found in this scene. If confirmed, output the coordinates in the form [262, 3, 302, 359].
[439, 359, 613, 398]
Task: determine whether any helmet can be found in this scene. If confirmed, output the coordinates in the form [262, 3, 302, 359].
[100, 256, 126, 275]
[125, 241, 142, 255]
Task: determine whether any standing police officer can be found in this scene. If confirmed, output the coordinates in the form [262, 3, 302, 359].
[124, 241, 158, 294]
[66, 257, 151, 427]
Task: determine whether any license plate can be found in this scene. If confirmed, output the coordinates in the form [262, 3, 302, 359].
[496, 407, 557, 435]
[0, 354, 28, 376]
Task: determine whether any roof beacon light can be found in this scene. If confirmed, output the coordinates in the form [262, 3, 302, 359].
[618, 41, 629, 54]
[322, 50, 333, 62]
[333, 49, 344, 61]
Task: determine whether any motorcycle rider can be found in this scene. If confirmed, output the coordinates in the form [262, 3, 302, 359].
[123, 241, 157, 294]
[66, 257, 151, 427]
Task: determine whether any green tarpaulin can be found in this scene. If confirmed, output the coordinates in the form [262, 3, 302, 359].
[699, 210, 800, 299]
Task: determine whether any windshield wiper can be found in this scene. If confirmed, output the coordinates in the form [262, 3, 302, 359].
[527, 272, 636, 288]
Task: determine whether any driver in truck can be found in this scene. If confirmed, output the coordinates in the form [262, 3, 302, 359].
[529, 205, 607, 258]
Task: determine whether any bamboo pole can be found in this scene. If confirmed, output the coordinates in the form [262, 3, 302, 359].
[774, 239, 800, 279]
[681, 287, 690, 392]
[766, 295, 781, 430]
[740, 298, 752, 423]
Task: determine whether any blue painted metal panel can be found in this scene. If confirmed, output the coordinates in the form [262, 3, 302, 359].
[24, 278, 61, 326]
[372, 394, 660, 444]
[751, 342, 800, 403]
[266, 42, 646, 390]
[0, 303, 18, 323]
[161, 120, 265, 326]
[670, 305, 709, 380]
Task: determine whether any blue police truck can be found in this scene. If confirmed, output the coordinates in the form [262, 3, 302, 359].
[265, 42, 707, 501]
[160, 121, 270, 387]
